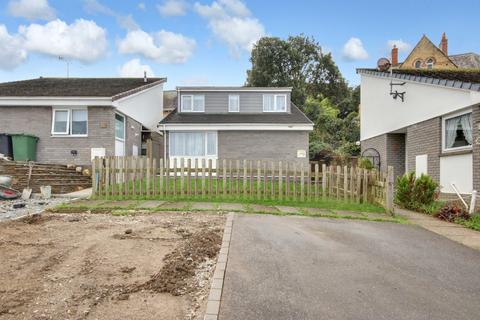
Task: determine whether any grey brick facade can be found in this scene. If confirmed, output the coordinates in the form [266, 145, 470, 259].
[218, 131, 309, 165]
[361, 133, 405, 178]
[406, 117, 442, 183]
[0, 106, 143, 166]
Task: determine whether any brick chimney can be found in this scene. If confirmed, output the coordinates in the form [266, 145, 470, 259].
[440, 32, 448, 55]
[391, 45, 398, 66]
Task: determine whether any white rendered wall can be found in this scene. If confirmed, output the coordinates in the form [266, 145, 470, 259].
[115, 83, 164, 131]
[360, 75, 480, 140]
[440, 154, 473, 194]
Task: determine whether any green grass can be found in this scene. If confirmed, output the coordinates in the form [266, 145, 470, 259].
[455, 215, 480, 232]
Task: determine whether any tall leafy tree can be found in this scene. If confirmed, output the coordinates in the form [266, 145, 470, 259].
[246, 35, 361, 159]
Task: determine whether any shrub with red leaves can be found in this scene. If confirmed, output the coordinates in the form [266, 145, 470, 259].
[435, 202, 470, 222]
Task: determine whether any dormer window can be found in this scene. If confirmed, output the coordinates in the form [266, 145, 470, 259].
[228, 95, 240, 112]
[426, 58, 435, 69]
[263, 94, 287, 112]
[414, 60, 422, 69]
[181, 94, 205, 112]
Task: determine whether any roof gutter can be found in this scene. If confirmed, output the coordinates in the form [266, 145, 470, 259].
[0, 96, 112, 106]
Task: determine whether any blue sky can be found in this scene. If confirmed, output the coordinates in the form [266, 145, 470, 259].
[0, 0, 479, 89]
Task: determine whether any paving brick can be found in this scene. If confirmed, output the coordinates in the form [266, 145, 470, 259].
[102, 200, 137, 208]
[275, 205, 301, 214]
[135, 200, 165, 209]
[205, 301, 220, 316]
[218, 203, 245, 211]
[211, 279, 223, 289]
[159, 201, 190, 210]
[208, 288, 222, 301]
[191, 202, 217, 210]
[248, 204, 279, 213]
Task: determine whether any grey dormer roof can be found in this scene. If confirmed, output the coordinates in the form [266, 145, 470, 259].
[0, 77, 166, 98]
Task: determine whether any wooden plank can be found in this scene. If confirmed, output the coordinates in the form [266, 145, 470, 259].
[236, 160, 240, 197]
[263, 161, 267, 199]
[386, 166, 394, 214]
[249, 161, 254, 197]
[243, 160, 247, 198]
[172, 159, 177, 197]
[159, 158, 164, 197]
[292, 162, 297, 200]
[146, 157, 151, 197]
[104, 157, 110, 198]
[285, 162, 290, 199]
[278, 161, 283, 200]
[186, 159, 191, 197]
[222, 159, 227, 197]
[257, 160, 261, 200]
[228, 160, 233, 197]
[314, 163, 319, 200]
[216, 159, 220, 198]
[164, 159, 169, 196]
[152, 158, 157, 196]
[336, 165, 341, 199]
[356, 168, 362, 203]
[194, 158, 198, 197]
[300, 163, 305, 201]
[270, 161, 275, 199]
[349, 166, 354, 200]
[322, 164, 327, 198]
[201, 159, 206, 198]
[92, 157, 97, 195]
[343, 165, 348, 201]
[363, 169, 368, 203]
[307, 164, 311, 200]
[180, 158, 185, 197]
[208, 159, 213, 196]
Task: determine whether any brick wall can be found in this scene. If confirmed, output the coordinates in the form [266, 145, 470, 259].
[0, 106, 115, 166]
[361, 133, 405, 177]
[406, 117, 442, 183]
[218, 130, 309, 165]
[125, 115, 142, 156]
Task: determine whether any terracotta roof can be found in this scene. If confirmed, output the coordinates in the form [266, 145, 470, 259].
[0, 77, 166, 97]
[449, 53, 480, 69]
[357, 68, 480, 90]
[159, 103, 313, 125]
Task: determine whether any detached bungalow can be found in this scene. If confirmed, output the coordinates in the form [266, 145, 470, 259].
[159, 86, 314, 167]
[0, 77, 166, 166]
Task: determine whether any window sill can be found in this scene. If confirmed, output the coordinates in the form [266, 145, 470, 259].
[439, 149, 473, 157]
[51, 134, 88, 138]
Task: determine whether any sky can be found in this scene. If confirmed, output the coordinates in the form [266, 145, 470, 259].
[0, 0, 479, 89]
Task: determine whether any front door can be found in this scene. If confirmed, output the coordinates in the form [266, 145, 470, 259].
[115, 113, 125, 156]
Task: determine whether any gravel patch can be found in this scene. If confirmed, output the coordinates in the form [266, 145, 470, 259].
[0, 196, 70, 221]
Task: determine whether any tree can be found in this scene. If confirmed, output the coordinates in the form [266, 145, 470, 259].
[246, 34, 361, 160]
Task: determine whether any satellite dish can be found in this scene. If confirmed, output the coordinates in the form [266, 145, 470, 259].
[377, 58, 391, 71]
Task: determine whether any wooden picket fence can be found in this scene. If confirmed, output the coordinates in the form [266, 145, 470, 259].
[92, 156, 394, 213]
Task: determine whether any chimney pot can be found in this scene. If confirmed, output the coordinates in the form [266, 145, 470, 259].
[440, 32, 448, 56]
[391, 45, 398, 66]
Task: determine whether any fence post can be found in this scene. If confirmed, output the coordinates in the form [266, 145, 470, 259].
[300, 163, 305, 201]
[159, 158, 164, 197]
[343, 165, 348, 201]
[322, 164, 326, 198]
[180, 158, 184, 197]
[222, 159, 227, 197]
[386, 166, 395, 215]
[278, 161, 283, 200]
[314, 163, 319, 200]
[257, 160, 261, 200]
[243, 160, 247, 197]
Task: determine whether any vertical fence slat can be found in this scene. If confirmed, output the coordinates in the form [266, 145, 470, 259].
[180, 158, 184, 197]
[278, 161, 283, 200]
[285, 162, 290, 200]
[236, 160, 240, 197]
[343, 165, 348, 201]
[314, 163, 319, 200]
[263, 161, 267, 199]
[257, 160, 261, 200]
[159, 158, 164, 197]
[300, 163, 305, 201]
[208, 159, 213, 197]
[186, 159, 191, 197]
[321, 164, 326, 198]
[270, 161, 275, 200]
[243, 160, 247, 198]
[222, 159, 227, 197]
[249, 160, 254, 197]
[292, 162, 297, 200]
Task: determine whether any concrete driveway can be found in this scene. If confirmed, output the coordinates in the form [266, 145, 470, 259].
[219, 214, 480, 320]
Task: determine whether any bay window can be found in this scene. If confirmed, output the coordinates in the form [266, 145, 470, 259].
[443, 111, 473, 151]
[52, 108, 88, 136]
[169, 131, 217, 157]
[263, 94, 287, 112]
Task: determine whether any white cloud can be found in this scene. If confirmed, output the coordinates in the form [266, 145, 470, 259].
[118, 59, 155, 77]
[138, 2, 146, 10]
[194, 0, 265, 57]
[157, 0, 188, 16]
[387, 39, 411, 52]
[118, 29, 196, 64]
[19, 19, 108, 63]
[83, 0, 139, 30]
[0, 25, 27, 70]
[8, 0, 55, 20]
[342, 37, 368, 61]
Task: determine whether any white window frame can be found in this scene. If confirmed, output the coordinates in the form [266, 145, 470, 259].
[228, 94, 240, 112]
[263, 94, 287, 112]
[181, 94, 205, 112]
[169, 131, 218, 158]
[441, 109, 473, 153]
[115, 112, 126, 142]
[51, 107, 88, 137]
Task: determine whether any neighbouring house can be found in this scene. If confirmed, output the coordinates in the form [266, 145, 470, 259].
[390, 33, 480, 70]
[158, 86, 314, 167]
[358, 67, 480, 203]
[0, 77, 166, 166]
[163, 90, 177, 117]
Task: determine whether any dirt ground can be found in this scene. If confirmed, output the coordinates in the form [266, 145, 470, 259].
[0, 211, 225, 320]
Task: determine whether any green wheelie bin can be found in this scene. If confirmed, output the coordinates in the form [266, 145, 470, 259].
[11, 134, 39, 161]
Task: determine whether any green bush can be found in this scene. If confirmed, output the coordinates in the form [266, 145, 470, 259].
[395, 172, 439, 212]
[358, 157, 374, 170]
